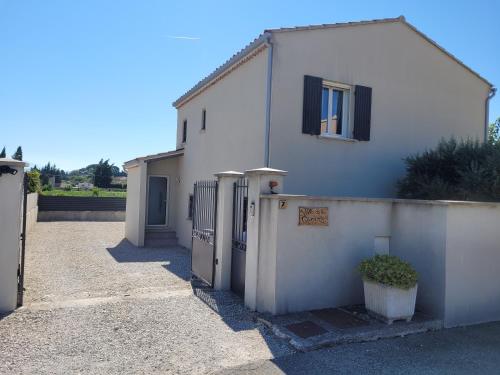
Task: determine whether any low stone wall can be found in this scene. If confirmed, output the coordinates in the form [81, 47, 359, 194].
[25, 192, 38, 233]
[38, 210, 125, 222]
[257, 194, 500, 328]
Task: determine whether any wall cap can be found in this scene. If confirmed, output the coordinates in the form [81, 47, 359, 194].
[261, 194, 500, 208]
[245, 167, 287, 176]
[0, 158, 28, 168]
[214, 171, 244, 178]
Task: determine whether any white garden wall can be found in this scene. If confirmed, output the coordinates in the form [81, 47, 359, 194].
[25, 192, 38, 233]
[256, 194, 500, 328]
[0, 159, 27, 313]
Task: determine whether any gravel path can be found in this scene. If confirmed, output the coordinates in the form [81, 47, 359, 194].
[0, 222, 293, 374]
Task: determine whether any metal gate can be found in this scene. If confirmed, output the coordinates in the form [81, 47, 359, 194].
[231, 178, 248, 297]
[191, 180, 218, 286]
[17, 173, 28, 307]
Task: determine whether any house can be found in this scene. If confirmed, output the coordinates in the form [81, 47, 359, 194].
[124, 16, 494, 252]
[76, 182, 94, 190]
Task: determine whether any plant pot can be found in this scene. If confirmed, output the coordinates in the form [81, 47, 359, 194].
[363, 280, 417, 324]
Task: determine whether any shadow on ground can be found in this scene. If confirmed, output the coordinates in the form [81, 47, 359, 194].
[107, 238, 293, 358]
[191, 280, 292, 357]
[106, 238, 191, 281]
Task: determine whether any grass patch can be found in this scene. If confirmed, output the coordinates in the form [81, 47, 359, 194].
[41, 188, 126, 198]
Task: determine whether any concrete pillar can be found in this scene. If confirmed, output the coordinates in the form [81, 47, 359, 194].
[213, 171, 244, 290]
[0, 158, 27, 313]
[125, 161, 147, 247]
[244, 167, 287, 310]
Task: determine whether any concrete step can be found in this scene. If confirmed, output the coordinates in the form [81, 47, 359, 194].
[144, 237, 178, 248]
[145, 230, 177, 240]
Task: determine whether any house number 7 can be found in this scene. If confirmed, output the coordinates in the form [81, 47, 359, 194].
[279, 200, 288, 209]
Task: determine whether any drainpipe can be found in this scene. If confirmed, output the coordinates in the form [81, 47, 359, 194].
[264, 33, 273, 167]
[485, 87, 497, 142]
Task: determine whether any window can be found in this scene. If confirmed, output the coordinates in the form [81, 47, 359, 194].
[302, 75, 371, 141]
[182, 119, 187, 143]
[188, 194, 194, 219]
[320, 82, 350, 138]
[201, 109, 206, 130]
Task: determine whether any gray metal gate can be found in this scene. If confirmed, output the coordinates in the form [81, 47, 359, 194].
[191, 180, 218, 286]
[17, 173, 28, 307]
[231, 178, 248, 297]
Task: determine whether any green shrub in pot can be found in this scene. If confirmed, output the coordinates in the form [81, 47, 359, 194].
[358, 255, 417, 290]
[358, 255, 419, 323]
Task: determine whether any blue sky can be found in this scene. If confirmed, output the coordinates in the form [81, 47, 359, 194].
[0, 0, 498, 170]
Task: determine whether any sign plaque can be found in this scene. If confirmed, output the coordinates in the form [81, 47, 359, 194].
[298, 207, 329, 226]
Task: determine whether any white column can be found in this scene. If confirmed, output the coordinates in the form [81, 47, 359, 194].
[213, 171, 244, 290]
[0, 158, 27, 313]
[125, 160, 147, 247]
[244, 167, 287, 310]
[138, 161, 147, 247]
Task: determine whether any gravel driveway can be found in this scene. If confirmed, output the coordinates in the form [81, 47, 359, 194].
[0, 222, 292, 374]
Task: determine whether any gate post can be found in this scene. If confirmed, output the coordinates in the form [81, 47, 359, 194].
[244, 167, 287, 311]
[0, 158, 27, 313]
[213, 171, 244, 290]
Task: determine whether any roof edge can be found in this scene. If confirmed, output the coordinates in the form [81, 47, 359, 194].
[400, 19, 493, 88]
[171, 16, 493, 110]
[123, 149, 184, 170]
[266, 15, 492, 88]
[264, 16, 403, 34]
[172, 33, 271, 108]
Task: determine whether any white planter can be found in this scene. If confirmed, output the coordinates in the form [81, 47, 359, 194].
[363, 280, 418, 324]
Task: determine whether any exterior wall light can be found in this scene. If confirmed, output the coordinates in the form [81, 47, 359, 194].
[269, 180, 278, 194]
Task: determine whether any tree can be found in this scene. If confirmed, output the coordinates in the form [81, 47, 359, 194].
[0, 147, 5, 158]
[488, 118, 500, 145]
[27, 170, 41, 193]
[398, 138, 500, 202]
[93, 159, 113, 188]
[39, 162, 66, 185]
[12, 146, 22, 161]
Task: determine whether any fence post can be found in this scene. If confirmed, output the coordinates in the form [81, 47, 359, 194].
[0, 158, 27, 313]
[213, 171, 244, 290]
[244, 167, 287, 311]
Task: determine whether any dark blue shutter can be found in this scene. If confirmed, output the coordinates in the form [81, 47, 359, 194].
[302, 75, 322, 135]
[353, 85, 372, 141]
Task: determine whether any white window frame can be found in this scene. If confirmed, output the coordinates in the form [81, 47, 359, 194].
[321, 80, 352, 139]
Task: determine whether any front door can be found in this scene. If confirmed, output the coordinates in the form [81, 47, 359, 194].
[147, 176, 168, 226]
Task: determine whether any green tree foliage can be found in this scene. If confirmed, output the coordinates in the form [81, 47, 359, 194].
[398, 138, 500, 201]
[0, 147, 5, 158]
[489, 118, 500, 145]
[93, 159, 113, 188]
[12, 146, 22, 161]
[38, 162, 66, 184]
[26, 170, 41, 193]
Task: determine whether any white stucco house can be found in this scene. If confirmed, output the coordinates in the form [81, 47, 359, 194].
[124, 16, 494, 252]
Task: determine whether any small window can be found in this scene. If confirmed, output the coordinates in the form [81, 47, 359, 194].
[188, 194, 194, 220]
[201, 109, 206, 130]
[321, 82, 350, 138]
[182, 119, 187, 143]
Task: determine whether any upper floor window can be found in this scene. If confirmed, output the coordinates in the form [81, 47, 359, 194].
[182, 119, 187, 143]
[302, 75, 372, 141]
[321, 82, 350, 138]
[201, 109, 206, 130]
